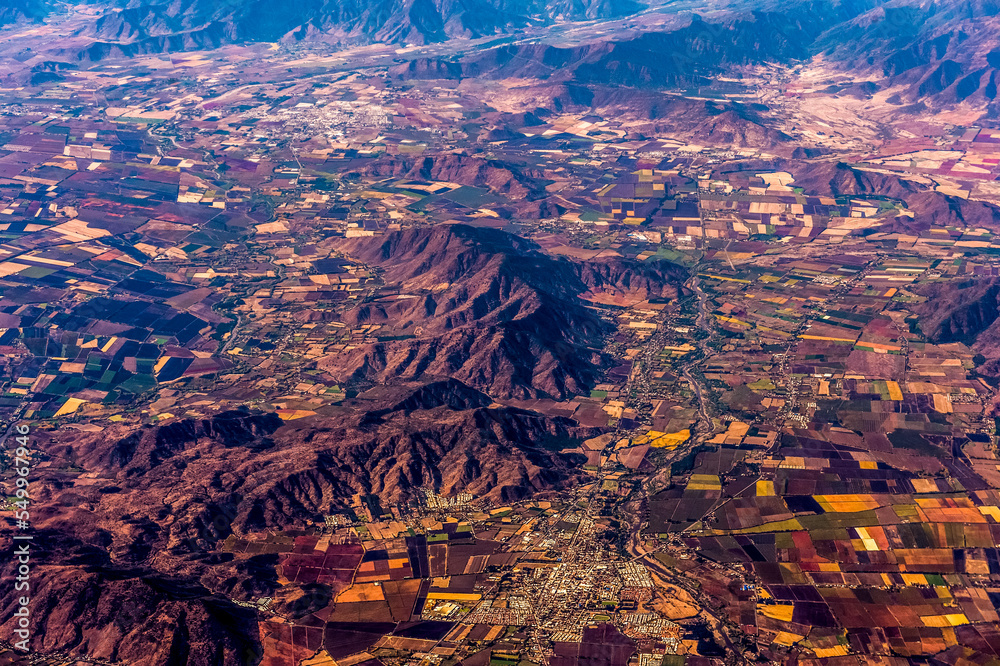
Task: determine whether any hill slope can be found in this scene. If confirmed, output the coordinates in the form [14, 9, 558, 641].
[322, 224, 685, 399]
[0, 0, 49, 26]
[816, 0, 1000, 113]
[915, 278, 1000, 377]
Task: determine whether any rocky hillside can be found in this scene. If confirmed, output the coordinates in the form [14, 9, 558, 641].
[916, 278, 1000, 346]
[789, 160, 1000, 229]
[324, 225, 685, 399]
[0, 562, 261, 664]
[0, 0, 49, 26]
[915, 278, 1000, 377]
[691, 109, 792, 150]
[788, 161, 923, 200]
[49, 385, 594, 531]
[816, 0, 1000, 113]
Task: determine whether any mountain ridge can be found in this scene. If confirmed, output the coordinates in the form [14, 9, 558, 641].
[322, 224, 685, 399]
[61, 0, 648, 54]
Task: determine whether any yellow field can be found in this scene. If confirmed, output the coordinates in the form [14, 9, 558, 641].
[426, 592, 481, 602]
[885, 381, 903, 400]
[799, 334, 857, 343]
[758, 604, 794, 622]
[634, 429, 690, 449]
[921, 613, 969, 627]
[814, 494, 883, 512]
[337, 583, 386, 603]
[688, 474, 721, 490]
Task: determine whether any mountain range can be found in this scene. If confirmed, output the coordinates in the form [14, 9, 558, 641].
[4, 0, 998, 116]
[0, 0, 49, 27]
[322, 224, 685, 399]
[9, 378, 599, 663]
[55, 0, 645, 53]
[816, 0, 1000, 108]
